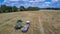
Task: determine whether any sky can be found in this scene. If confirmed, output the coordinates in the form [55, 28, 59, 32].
[0, 0, 60, 8]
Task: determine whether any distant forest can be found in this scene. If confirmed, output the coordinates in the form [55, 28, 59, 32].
[0, 5, 60, 13]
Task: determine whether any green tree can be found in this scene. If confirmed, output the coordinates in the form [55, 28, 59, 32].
[0, 5, 7, 13]
[19, 6, 25, 11]
[12, 6, 18, 12]
[26, 7, 40, 11]
[0, 5, 18, 13]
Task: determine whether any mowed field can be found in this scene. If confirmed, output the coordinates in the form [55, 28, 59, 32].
[0, 10, 60, 34]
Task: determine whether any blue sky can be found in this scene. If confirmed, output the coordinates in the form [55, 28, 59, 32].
[0, 0, 60, 8]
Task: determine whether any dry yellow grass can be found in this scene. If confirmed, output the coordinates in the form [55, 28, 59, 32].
[39, 10, 60, 34]
[0, 10, 60, 34]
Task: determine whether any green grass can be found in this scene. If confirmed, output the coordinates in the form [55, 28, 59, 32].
[2, 24, 13, 27]
[0, 24, 13, 34]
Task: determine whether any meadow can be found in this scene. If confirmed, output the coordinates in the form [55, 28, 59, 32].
[0, 10, 60, 34]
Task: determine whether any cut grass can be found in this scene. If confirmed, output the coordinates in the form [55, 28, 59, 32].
[0, 10, 60, 34]
[2, 24, 13, 27]
[39, 11, 60, 34]
[0, 24, 13, 34]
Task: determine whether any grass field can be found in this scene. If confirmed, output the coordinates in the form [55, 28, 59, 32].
[0, 10, 60, 34]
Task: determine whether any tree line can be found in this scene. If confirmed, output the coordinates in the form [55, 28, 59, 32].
[0, 5, 60, 13]
[0, 5, 18, 13]
[40, 8, 60, 10]
[19, 6, 40, 11]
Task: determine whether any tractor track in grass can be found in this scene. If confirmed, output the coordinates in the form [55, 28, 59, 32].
[40, 12, 55, 34]
[0, 17, 17, 28]
[0, 13, 18, 25]
[0, 12, 45, 34]
[11, 29, 17, 34]
[11, 12, 34, 34]
[0, 14, 19, 28]
[38, 16, 45, 34]
[0, 13, 22, 34]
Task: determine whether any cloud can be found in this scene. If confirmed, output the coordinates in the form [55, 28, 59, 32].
[22, 0, 29, 1]
[21, 0, 45, 2]
[3, 0, 45, 7]
[29, 0, 45, 2]
[2, 0, 59, 8]
[44, 2, 51, 6]
[51, 0, 58, 2]
[4, 0, 20, 2]
[4, 0, 45, 2]
[8, 0, 20, 1]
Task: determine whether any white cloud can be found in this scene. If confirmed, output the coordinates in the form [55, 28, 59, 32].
[4, 0, 45, 2]
[45, 2, 51, 4]
[2, 0, 59, 8]
[22, 0, 29, 1]
[44, 2, 51, 6]
[29, 0, 45, 2]
[4, 0, 59, 3]
[9, 0, 20, 1]
[51, 0, 58, 2]
[35, 0, 45, 2]
[4, 0, 20, 2]
[22, 0, 45, 2]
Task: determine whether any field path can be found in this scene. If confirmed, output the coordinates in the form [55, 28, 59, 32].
[38, 16, 45, 34]
[0, 17, 18, 28]
[11, 12, 34, 34]
[39, 12, 55, 34]
[11, 29, 16, 34]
